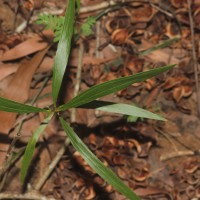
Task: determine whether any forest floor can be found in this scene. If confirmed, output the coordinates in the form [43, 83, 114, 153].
[0, 0, 200, 199]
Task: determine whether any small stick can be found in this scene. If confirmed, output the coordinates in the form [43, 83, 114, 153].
[155, 127, 178, 152]
[0, 192, 56, 200]
[70, 42, 84, 122]
[160, 150, 195, 161]
[34, 138, 70, 190]
[187, 0, 200, 117]
[95, 21, 101, 58]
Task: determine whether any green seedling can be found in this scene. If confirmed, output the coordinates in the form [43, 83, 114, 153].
[0, 1, 176, 199]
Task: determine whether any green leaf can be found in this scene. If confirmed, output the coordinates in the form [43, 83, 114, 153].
[60, 117, 140, 200]
[52, 0, 75, 105]
[81, 16, 96, 36]
[0, 97, 48, 113]
[58, 64, 175, 111]
[76, 0, 81, 13]
[139, 37, 180, 56]
[78, 100, 166, 121]
[20, 113, 53, 182]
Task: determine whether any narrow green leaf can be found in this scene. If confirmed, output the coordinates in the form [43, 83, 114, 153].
[58, 64, 175, 111]
[139, 37, 180, 56]
[20, 113, 53, 182]
[60, 117, 140, 200]
[76, 0, 81, 13]
[78, 100, 166, 121]
[52, 0, 75, 105]
[0, 97, 48, 113]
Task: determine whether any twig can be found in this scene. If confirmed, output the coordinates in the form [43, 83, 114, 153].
[187, 0, 200, 117]
[160, 150, 195, 161]
[149, 2, 173, 18]
[0, 192, 56, 200]
[70, 42, 84, 122]
[95, 21, 101, 58]
[34, 138, 70, 190]
[155, 127, 178, 152]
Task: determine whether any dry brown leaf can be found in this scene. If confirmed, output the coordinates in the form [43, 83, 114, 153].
[0, 30, 53, 61]
[163, 77, 181, 90]
[173, 87, 182, 102]
[0, 48, 48, 134]
[134, 187, 168, 197]
[140, 39, 179, 65]
[0, 62, 19, 81]
[84, 186, 96, 200]
[111, 28, 129, 45]
[37, 56, 53, 73]
[173, 85, 192, 102]
[129, 4, 157, 22]
[0, 48, 48, 166]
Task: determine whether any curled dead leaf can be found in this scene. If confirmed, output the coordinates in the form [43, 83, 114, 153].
[129, 4, 157, 22]
[75, 178, 85, 189]
[173, 87, 182, 102]
[145, 79, 156, 91]
[117, 167, 129, 179]
[104, 184, 114, 193]
[184, 159, 199, 174]
[88, 133, 98, 150]
[127, 139, 142, 154]
[84, 186, 96, 200]
[133, 168, 149, 182]
[24, 0, 34, 11]
[138, 142, 152, 158]
[125, 57, 144, 73]
[73, 151, 96, 174]
[171, 0, 187, 8]
[164, 77, 180, 90]
[112, 155, 126, 166]
[173, 86, 193, 102]
[185, 185, 195, 198]
[182, 85, 193, 97]
[165, 23, 181, 38]
[111, 28, 129, 45]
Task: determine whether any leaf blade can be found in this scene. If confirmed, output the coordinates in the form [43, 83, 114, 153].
[60, 117, 140, 200]
[52, 0, 75, 104]
[0, 97, 48, 113]
[139, 37, 180, 56]
[58, 64, 175, 111]
[20, 113, 53, 182]
[79, 100, 166, 121]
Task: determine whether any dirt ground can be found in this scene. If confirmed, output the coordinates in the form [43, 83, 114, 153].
[0, 0, 200, 199]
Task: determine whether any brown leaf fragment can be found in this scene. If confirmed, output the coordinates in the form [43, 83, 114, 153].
[133, 167, 149, 182]
[0, 48, 48, 166]
[138, 142, 152, 158]
[0, 30, 53, 61]
[84, 186, 96, 200]
[173, 87, 183, 102]
[163, 77, 180, 90]
[0, 62, 18, 81]
[134, 187, 168, 197]
[173, 86, 193, 102]
[129, 4, 157, 22]
[171, 0, 187, 8]
[184, 159, 199, 174]
[111, 28, 129, 46]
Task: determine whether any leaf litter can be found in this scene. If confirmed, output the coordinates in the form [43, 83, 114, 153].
[0, 0, 200, 199]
